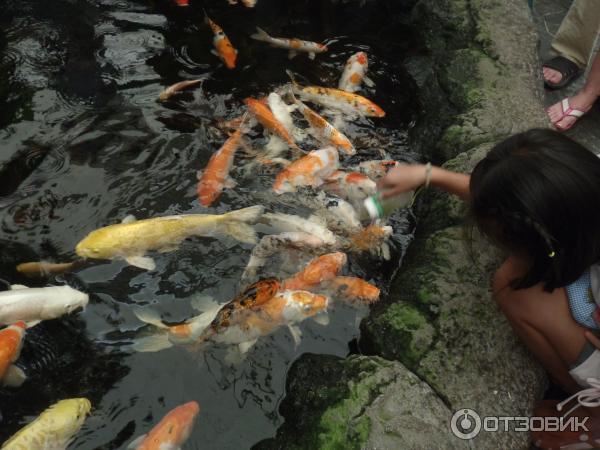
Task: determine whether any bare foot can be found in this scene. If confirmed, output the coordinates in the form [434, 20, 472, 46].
[543, 66, 563, 85]
[546, 89, 598, 130]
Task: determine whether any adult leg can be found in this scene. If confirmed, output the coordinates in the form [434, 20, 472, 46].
[547, 51, 600, 130]
[544, 0, 600, 85]
[493, 256, 587, 394]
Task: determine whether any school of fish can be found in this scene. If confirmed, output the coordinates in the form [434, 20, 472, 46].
[0, 1, 412, 448]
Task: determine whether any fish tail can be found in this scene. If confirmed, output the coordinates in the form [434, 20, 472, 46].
[219, 205, 264, 244]
[285, 70, 300, 89]
[131, 308, 173, 352]
[133, 307, 169, 330]
[250, 27, 270, 42]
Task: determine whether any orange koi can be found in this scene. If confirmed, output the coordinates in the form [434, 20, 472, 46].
[197, 119, 246, 206]
[287, 70, 384, 117]
[290, 94, 355, 155]
[129, 401, 200, 450]
[245, 97, 300, 151]
[205, 14, 238, 69]
[338, 52, 373, 93]
[174, 0, 189, 6]
[282, 252, 347, 291]
[354, 160, 399, 180]
[16, 261, 79, 278]
[327, 276, 380, 304]
[251, 28, 327, 60]
[158, 79, 202, 102]
[273, 146, 339, 194]
[0, 321, 26, 387]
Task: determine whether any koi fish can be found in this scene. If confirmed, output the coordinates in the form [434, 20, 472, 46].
[0, 321, 26, 387]
[324, 170, 377, 205]
[128, 401, 200, 450]
[261, 212, 337, 245]
[290, 93, 355, 155]
[197, 119, 246, 206]
[242, 232, 329, 282]
[1, 398, 91, 450]
[346, 224, 393, 260]
[354, 159, 399, 180]
[0, 285, 89, 326]
[75, 206, 264, 271]
[338, 51, 373, 92]
[135, 286, 328, 353]
[287, 70, 385, 117]
[16, 261, 79, 278]
[245, 97, 300, 151]
[250, 27, 327, 60]
[158, 79, 202, 102]
[267, 92, 298, 138]
[327, 276, 380, 304]
[272, 146, 339, 194]
[133, 279, 280, 351]
[174, 0, 189, 6]
[205, 13, 238, 69]
[282, 253, 347, 291]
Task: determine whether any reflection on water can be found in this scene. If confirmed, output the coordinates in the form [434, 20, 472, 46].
[0, 0, 420, 448]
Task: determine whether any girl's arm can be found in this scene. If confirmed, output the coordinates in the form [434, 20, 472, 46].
[378, 164, 471, 201]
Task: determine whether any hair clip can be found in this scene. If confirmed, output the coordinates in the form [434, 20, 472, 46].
[548, 251, 556, 258]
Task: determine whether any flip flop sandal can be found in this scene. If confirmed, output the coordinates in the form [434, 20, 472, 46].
[532, 379, 600, 449]
[543, 56, 582, 90]
[549, 98, 586, 132]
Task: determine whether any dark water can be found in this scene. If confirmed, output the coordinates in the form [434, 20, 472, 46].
[0, 0, 420, 448]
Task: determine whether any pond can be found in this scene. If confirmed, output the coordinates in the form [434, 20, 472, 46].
[0, 0, 420, 448]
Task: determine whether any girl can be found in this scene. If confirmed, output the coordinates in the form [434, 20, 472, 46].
[380, 129, 600, 447]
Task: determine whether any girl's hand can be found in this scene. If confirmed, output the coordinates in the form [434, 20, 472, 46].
[378, 164, 428, 199]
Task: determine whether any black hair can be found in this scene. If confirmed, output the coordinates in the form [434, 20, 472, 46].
[470, 128, 600, 291]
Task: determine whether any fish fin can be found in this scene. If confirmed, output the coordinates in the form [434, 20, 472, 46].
[132, 335, 173, 353]
[313, 312, 330, 326]
[211, 49, 220, 57]
[224, 177, 237, 189]
[308, 52, 316, 60]
[250, 27, 270, 42]
[196, 170, 203, 181]
[10, 284, 29, 290]
[364, 76, 375, 87]
[288, 50, 298, 60]
[190, 294, 218, 312]
[3, 365, 26, 387]
[132, 307, 169, 329]
[239, 338, 258, 354]
[287, 324, 302, 347]
[157, 245, 179, 254]
[285, 70, 299, 88]
[127, 434, 147, 449]
[125, 255, 156, 271]
[307, 214, 328, 228]
[25, 320, 41, 328]
[219, 206, 264, 244]
[121, 215, 136, 224]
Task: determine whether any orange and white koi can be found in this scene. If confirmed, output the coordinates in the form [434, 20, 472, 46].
[158, 79, 202, 102]
[245, 97, 300, 151]
[205, 14, 238, 69]
[338, 51, 373, 93]
[282, 253, 347, 291]
[133, 279, 280, 351]
[128, 401, 199, 450]
[251, 28, 327, 60]
[273, 146, 339, 194]
[287, 70, 385, 117]
[327, 276, 380, 304]
[0, 321, 26, 387]
[354, 159, 399, 180]
[290, 93, 355, 155]
[197, 119, 246, 206]
[324, 170, 377, 205]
